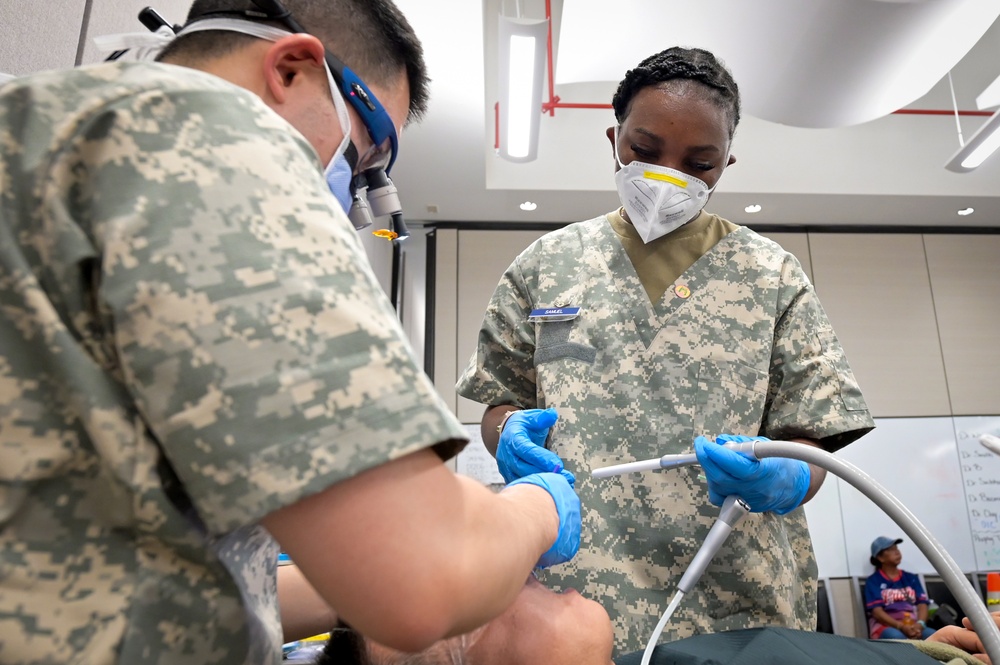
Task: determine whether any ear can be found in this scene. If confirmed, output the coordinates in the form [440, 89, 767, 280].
[606, 125, 618, 161]
[260, 34, 328, 106]
[727, 152, 737, 167]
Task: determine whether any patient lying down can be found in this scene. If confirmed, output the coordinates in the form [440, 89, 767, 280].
[319, 573, 614, 665]
[316, 576, 1000, 665]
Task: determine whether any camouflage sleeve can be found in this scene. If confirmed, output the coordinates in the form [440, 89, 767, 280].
[62, 83, 467, 535]
[763, 254, 874, 451]
[455, 256, 538, 409]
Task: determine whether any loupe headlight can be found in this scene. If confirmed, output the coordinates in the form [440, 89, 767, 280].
[349, 169, 408, 240]
[347, 192, 373, 231]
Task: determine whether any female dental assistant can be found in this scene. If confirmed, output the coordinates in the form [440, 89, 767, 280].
[456, 46, 875, 653]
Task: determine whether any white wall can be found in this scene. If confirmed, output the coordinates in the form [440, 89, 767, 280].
[0, 0, 88, 75]
[434, 228, 1000, 421]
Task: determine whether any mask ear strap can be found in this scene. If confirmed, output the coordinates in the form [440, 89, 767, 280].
[169, 17, 355, 165]
[324, 61, 353, 163]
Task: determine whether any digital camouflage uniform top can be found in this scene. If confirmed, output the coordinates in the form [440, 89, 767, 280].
[0, 62, 467, 664]
[457, 213, 874, 654]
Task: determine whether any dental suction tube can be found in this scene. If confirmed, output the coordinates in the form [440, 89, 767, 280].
[676, 494, 751, 594]
[595, 439, 1000, 664]
[640, 495, 751, 665]
[748, 440, 1000, 665]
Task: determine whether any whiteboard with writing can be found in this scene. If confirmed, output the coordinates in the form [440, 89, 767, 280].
[455, 424, 505, 486]
[835, 417, 977, 576]
[954, 416, 1000, 571]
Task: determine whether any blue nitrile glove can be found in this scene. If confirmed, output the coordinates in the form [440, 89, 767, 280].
[693, 434, 811, 515]
[507, 472, 581, 568]
[496, 408, 575, 487]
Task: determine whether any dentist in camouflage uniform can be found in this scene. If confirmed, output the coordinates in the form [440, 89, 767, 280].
[0, 1, 582, 663]
[457, 46, 875, 655]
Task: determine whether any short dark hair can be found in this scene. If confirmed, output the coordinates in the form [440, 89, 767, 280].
[611, 46, 741, 137]
[317, 621, 467, 665]
[157, 0, 430, 122]
[319, 621, 369, 664]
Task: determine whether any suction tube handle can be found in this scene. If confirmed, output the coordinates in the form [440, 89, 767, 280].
[676, 494, 751, 594]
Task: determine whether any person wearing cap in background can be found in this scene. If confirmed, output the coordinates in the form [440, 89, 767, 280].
[0, 0, 582, 662]
[865, 536, 937, 640]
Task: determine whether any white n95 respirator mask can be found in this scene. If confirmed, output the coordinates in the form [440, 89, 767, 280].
[613, 126, 715, 243]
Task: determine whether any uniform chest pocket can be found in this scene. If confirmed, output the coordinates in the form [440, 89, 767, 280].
[695, 359, 769, 437]
[533, 320, 597, 367]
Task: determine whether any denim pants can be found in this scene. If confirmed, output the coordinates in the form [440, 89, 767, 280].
[878, 625, 936, 640]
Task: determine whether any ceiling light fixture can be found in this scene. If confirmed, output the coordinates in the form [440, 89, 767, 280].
[497, 16, 548, 163]
[520, 201, 538, 211]
[977, 73, 1000, 111]
[945, 107, 1000, 172]
[744, 204, 762, 214]
[957, 207, 975, 216]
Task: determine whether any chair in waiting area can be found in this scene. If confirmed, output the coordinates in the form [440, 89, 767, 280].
[919, 573, 971, 627]
[816, 578, 837, 634]
[855, 577, 870, 636]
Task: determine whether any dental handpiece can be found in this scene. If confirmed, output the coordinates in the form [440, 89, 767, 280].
[590, 440, 756, 479]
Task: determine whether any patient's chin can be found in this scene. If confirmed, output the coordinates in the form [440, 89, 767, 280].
[437, 575, 615, 665]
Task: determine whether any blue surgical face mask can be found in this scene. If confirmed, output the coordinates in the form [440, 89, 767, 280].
[324, 141, 358, 213]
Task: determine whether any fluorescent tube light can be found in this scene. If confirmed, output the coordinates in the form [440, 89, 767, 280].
[497, 16, 548, 163]
[977, 72, 1000, 111]
[945, 107, 1000, 172]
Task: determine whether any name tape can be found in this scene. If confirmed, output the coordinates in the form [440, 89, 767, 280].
[527, 306, 581, 322]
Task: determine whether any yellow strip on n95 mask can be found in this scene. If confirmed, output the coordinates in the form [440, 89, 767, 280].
[643, 171, 688, 187]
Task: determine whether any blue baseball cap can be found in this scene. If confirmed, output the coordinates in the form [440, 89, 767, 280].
[870, 536, 903, 558]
